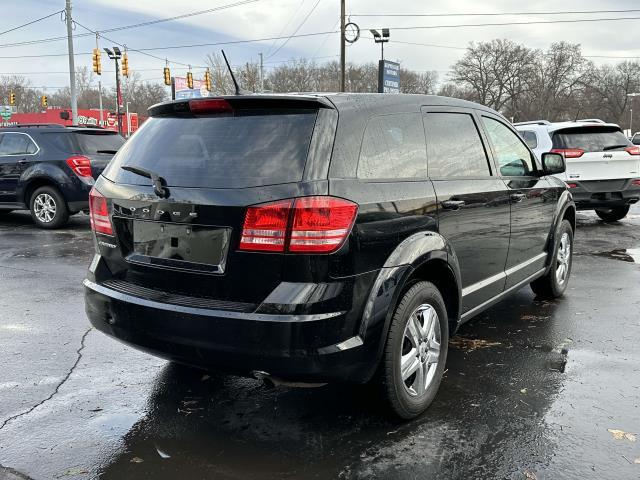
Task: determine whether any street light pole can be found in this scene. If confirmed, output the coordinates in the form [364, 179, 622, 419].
[126, 102, 131, 137]
[96, 34, 104, 127]
[104, 47, 123, 136]
[626, 92, 640, 136]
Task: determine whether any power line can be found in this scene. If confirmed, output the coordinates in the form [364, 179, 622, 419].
[267, 0, 322, 59]
[0, 0, 261, 49]
[361, 15, 640, 31]
[265, 0, 308, 57]
[0, 9, 63, 37]
[351, 8, 640, 17]
[72, 20, 208, 69]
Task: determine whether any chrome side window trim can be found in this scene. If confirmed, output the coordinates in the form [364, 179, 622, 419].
[0, 132, 41, 156]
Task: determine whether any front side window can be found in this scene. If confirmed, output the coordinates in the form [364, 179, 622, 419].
[483, 117, 535, 176]
[357, 113, 427, 180]
[0, 133, 38, 155]
[519, 130, 538, 149]
[424, 112, 491, 177]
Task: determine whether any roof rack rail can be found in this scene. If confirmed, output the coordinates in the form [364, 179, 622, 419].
[0, 123, 63, 129]
[576, 118, 606, 124]
[513, 120, 551, 126]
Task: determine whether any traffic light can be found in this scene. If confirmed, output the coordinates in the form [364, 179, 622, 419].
[204, 70, 212, 92]
[92, 48, 102, 75]
[9, 91, 15, 105]
[187, 71, 193, 89]
[121, 53, 129, 77]
[41, 95, 48, 108]
[163, 67, 171, 86]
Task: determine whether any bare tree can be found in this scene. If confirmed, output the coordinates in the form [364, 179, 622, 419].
[205, 52, 235, 95]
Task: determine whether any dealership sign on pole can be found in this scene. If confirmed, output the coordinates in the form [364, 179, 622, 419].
[378, 60, 400, 94]
[172, 76, 209, 100]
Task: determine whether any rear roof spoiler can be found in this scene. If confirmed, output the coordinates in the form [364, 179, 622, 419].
[148, 95, 334, 117]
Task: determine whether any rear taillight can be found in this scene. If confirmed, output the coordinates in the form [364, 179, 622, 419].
[625, 146, 640, 155]
[66, 155, 92, 177]
[239, 196, 358, 254]
[89, 188, 113, 236]
[551, 148, 584, 158]
[632, 179, 640, 186]
[566, 182, 578, 188]
[239, 199, 292, 252]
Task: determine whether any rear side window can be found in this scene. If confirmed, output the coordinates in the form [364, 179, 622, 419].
[424, 112, 491, 177]
[73, 132, 124, 154]
[104, 109, 318, 189]
[552, 127, 631, 152]
[0, 133, 38, 155]
[357, 113, 427, 180]
[519, 130, 538, 149]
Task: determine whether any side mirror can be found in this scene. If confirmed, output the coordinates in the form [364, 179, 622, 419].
[541, 152, 565, 176]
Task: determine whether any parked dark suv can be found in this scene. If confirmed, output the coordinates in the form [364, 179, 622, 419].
[84, 95, 575, 418]
[0, 124, 124, 228]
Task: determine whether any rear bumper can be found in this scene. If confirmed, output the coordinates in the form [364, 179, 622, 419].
[568, 179, 640, 209]
[83, 273, 381, 383]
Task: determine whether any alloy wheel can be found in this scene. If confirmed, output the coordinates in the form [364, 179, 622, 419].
[400, 303, 441, 397]
[33, 193, 57, 223]
[555, 232, 571, 285]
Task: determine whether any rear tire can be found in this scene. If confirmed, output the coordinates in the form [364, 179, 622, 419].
[595, 206, 630, 222]
[378, 281, 449, 419]
[530, 219, 573, 299]
[29, 186, 69, 229]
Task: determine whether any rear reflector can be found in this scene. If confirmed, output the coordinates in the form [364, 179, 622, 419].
[625, 146, 640, 155]
[89, 188, 113, 235]
[566, 183, 578, 188]
[66, 155, 92, 177]
[189, 98, 233, 114]
[551, 148, 584, 159]
[239, 196, 358, 254]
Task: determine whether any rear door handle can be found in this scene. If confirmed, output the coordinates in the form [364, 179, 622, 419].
[17, 158, 28, 164]
[442, 200, 466, 210]
[510, 193, 527, 203]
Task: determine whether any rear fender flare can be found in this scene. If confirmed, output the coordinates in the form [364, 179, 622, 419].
[357, 231, 461, 378]
[18, 163, 76, 205]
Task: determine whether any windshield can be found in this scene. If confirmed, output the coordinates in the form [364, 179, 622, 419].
[552, 127, 631, 152]
[103, 109, 318, 189]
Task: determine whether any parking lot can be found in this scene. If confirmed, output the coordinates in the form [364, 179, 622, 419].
[0, 206, 638, 479]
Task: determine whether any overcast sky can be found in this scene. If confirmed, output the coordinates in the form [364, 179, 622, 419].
[2, 0, 640, 92]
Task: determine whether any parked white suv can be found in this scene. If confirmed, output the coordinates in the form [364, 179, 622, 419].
[515, 119, 640, 221]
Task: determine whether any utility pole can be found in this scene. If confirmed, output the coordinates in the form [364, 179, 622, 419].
[340, 0, 345, 92]
[65, 0, 78, 125]
[96, 34, 104, 127]
[259, 52, 264, 93]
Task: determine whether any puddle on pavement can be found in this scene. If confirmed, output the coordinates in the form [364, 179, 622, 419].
[591, 248, 640, 263]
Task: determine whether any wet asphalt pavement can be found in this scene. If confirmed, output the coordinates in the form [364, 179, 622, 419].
[0, 207, 639, 480]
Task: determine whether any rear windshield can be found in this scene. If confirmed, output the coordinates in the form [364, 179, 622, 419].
[103, 109, 318, 189]
[40, 131, 124, 154]
[73, 131, 125, 154]
[552, 126, 631, 152]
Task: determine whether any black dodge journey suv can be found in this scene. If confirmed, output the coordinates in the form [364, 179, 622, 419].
[84, 94, 575, 418]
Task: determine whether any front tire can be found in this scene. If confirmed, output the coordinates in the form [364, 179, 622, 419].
[29, 186, 69, 229]
[595, 206, 630, 222]
[379, 281, 449, 419]
[530, 219, 573, 299]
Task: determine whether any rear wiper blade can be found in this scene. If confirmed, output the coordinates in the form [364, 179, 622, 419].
[602, 144, 629, 151]
[96, 149, 118, 154]
[121, 165, 170, 199]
